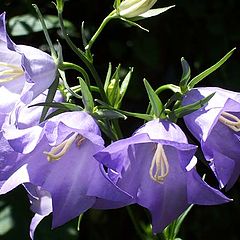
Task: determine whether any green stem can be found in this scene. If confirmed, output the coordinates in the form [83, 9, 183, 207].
[58, 11, 109, 103]
[85, 15, 113, 53]
[60, 62, 90, 87]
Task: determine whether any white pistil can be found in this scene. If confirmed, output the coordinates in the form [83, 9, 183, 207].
[149, 143, 169, 183]
[0, 62, 24, 83]
[219, 112, 240, 132]
[44, 133, 85, 162]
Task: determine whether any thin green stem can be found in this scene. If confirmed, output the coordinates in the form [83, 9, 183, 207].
[60, 62, 90, 87]
[58, 11, 109, 104]
[85, 15, 112, 53]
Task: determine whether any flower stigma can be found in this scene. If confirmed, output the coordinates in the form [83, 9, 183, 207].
[44, 133, 85, 162]
[218, 112, 240, 132]
[149, 143, 169, 183]
[0, 62, 24, 83]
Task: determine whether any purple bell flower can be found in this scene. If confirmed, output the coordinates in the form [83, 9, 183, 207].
[0, 111, 131, 239]
[0, 91, 63, 188]
[94, 119, 230, 233]
[0, 12, 56, 116]
[183, 87, 240, 190]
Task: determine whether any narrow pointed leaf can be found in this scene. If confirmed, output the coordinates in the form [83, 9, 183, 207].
[188, 48, 236, 89]
[94, 109, 127, 120]
[174, 93, 215, 118]
[39, 76, 59, 122]
[144, 79, 163, 118]
[179, 57, 191, 92]
[117, 67, 133, 106]
[79, 78, 94, 112]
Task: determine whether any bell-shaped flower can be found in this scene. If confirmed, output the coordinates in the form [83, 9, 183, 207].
[0, 12, 56, 118]
[94, 119, 230, 233]
[0, 91, 63, 188]
[0, 111, 131, 238]
[183, 87, 240, 190]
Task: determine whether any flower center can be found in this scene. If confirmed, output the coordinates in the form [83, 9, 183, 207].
[218, 112, 240, 132]
[43, 133, 85, 162]
[149, 143, 169, 183]
[0, 62, 24, 83]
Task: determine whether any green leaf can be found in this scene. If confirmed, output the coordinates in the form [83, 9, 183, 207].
[144, 79, 163, 118]
[30, 102, 82, 111]
[188, 48, 236, 89]
[39, 76, 59, 122]
[179, 57, 191, 92]
[79, 78, 94, 112]
[173, 93, 215, 118]
[94, 109, 127, 120]
[8, 14, 77, 37]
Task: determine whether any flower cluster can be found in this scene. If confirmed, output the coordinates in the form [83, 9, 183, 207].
[0, 1, 239, 240]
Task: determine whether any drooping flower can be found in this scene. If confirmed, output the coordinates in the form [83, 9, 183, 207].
[183, 87, 240, 190]
[0, 12, 56, 117]
[0, 91, 63, 188]
[94, 119, 230, 233]
[0, 111, 131, 238]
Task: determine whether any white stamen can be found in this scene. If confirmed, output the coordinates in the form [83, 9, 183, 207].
[44, 133, 85, 162]
[219, 112, 240, 132]
[149, 144, 169, 183]
[0, 62, 24, 83]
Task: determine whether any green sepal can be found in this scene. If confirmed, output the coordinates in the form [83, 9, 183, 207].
[173, 92, 215, 119]
[117, 67, 133, 107]
[106, 64, 121, 107]
[119, 17, 149, 32]
[104, 62, 112, 91]
[188, 47, 236, 89]
[179, 57, 191, 93]
[107, 79, 120, 107]
[79, 78, 94, 112]
[113, 0, 121, 11]
[39, 76, 59, 123]
[144, 78, 163, 118]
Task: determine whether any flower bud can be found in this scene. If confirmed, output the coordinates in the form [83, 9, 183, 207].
[117, 0, 157, 18]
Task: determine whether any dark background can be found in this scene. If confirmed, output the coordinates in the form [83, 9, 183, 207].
[0, 0, 240, 239]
